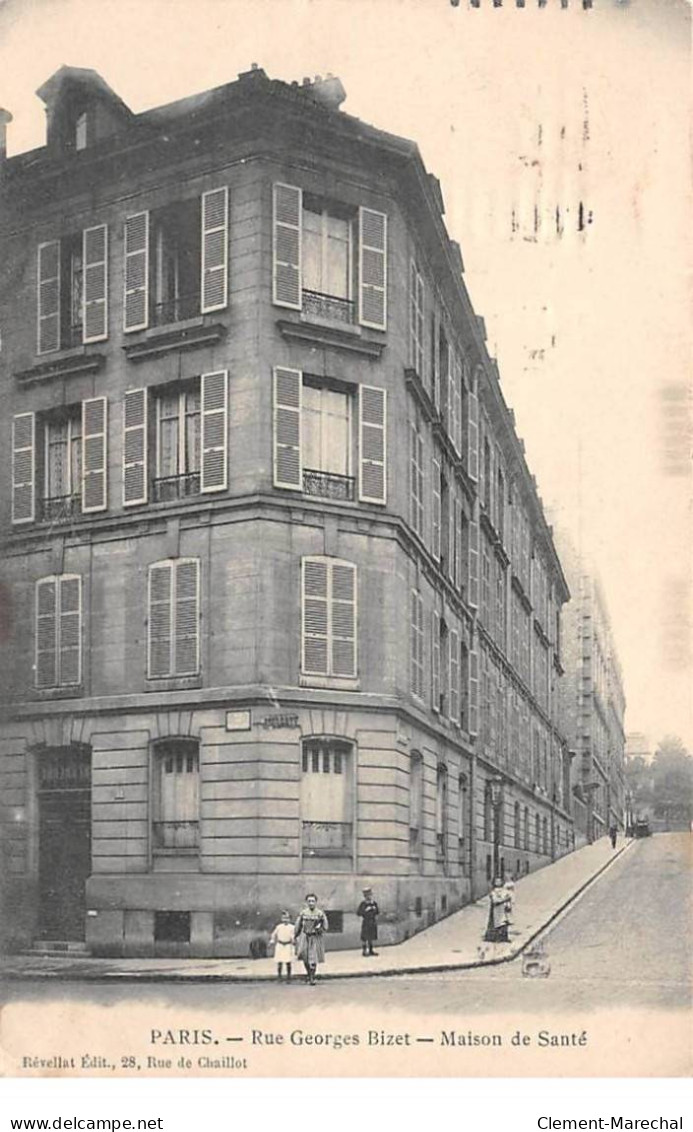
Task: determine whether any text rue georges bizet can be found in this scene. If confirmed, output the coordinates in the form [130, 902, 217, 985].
[150, 1027, 588, 1051]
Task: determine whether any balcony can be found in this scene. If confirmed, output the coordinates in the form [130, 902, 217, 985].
[153, 472, 201, 503]
[302, 290, 355, 326]
[152, 820, 199, 852]
[302, 468, 356, 502]
[39, 494, 81, 523]
[302, 820, 353, 857]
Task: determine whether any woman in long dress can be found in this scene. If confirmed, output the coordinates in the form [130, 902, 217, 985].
[295, 894, 329, 985]
[484, 878, 511, 943]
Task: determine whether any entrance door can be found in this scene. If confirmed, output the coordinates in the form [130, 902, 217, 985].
[37, 747, 91, 941]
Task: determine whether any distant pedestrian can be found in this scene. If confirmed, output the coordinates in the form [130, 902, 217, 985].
[357, 886, 379, 956]
[269, 910, 295, 982]
[295, 894, 329, 985]
[484, 878, 511, 944]
[609, 825, 617, 850]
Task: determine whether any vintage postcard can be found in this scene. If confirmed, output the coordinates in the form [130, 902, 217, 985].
[0, 0, 690, 1082]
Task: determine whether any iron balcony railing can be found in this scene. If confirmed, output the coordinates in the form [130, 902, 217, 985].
[153, 472, 201, 503]
[302, 290, 355, 326]
[302, 820, 353, 857]
[152, 293, 200, 328]
[152, 820, 199, 851]
[303, 468, 356, 502]
[40, 494, 81, 523]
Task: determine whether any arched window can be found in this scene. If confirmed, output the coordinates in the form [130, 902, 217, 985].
[152, 738, 200, 851]
[301, 738, 353, 859]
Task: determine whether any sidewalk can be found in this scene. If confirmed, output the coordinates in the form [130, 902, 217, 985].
[0, 836, 633, 983]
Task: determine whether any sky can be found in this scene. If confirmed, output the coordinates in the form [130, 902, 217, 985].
[0, 0, 690, 752]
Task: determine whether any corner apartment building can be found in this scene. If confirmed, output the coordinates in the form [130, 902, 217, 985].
[0, 65, 572, 957]
[556, 530, 626, 843]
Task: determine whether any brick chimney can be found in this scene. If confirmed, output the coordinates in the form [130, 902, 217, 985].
[301, 74, 346, 111]
[0, 109, 13, 162]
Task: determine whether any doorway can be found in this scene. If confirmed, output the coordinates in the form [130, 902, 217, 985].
[37, 746, 91, 941]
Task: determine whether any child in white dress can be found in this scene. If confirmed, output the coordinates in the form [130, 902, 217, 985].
[269, 910, 296, 982]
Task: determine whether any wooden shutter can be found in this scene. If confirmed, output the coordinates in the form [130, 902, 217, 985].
[37, 241, 61, 354]
[469, 646, 479, 736]
[431, 310, 440, 408]
[467, 387, 479, 481]
[454, 356, 463, 454]
[273, 183, 302, 309]
[123, 388, 148, 506]
[359, 384, 386, 504]
[35, 578, 57, 688]
[273, 366, 302, 489]
[432, 609, 440, 712]
[302, 558, 329, 675]
[331, 562, 357, 677]
[450, 628, 460, 724]
[58, 575, 82, 685]
[432, 457, 441, 560]
[469, 514, 479, 608]
[123, 211, 149, 332]
[174, 559, 200, 675]
[12, 412, 35, 524]
[82, 224, 108, 342]
[148, 562, 173, 678]
[358, 207, 387, 329]
[410, 590, 419, 698]
[82, 397, 108, 513]
[200, 370, 228, 493]
[201, 187, 228, 313]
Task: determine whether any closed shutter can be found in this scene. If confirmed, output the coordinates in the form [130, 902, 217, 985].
[302, 558, 329, 675]
[469, 646, 479, 736]
[410, 590, 420, 698]
[273, 366, 302, 489]
[200, 370, 228, 493]
[37, 241, 61, 354]
[331, 562, 356, 677]
[12, 412, 35, 524]
[358, 207, 387, 330]
[467, 387, 479, 481]
[58, 575, 82, 685]
[454, 497, 463, 589]
[431, 310, 440, 408]
[148, 562, 173, 677]
[174, 559, 200, 675]
[82, 224, 108, 342]
[201, 187, 228, 313]
[273, 183, 302, 309]
[35, 578, 58, 688]
[82, 397, 108, 513]
[469, 514, 479, 608]
[123, 211, 149, 332]
[454, 356, 463, 454]
[432, 457, 441, 560]
[123, 388, 148, 506]
[450, 628, 460, 724]
[432, 610, 440, 712]
[358, 384, 386, 504]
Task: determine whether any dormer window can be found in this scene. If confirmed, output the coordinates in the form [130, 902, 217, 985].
[74, 112, 88, 151]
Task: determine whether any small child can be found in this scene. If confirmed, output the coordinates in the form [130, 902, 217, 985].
[269, 910, 295, 982]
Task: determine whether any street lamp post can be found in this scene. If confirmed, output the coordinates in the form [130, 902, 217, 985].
[489, 775, 504, 881]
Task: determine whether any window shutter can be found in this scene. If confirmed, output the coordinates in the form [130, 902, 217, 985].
[82, 397, 108, 513]
[148, 562, 173, 678]
[82, 224, 108, 342]
[358, 207, 387, 330]
[58, 575, 82, 685]
[35, 578, 58, 688]
[12, 412, 35, 524]
[358, 384, 387, 504]
[469, 514, 479, 608]
[201, 187, 228, 313]
[302, 558, 329, 675]
[123, 211, 149, 332]
[467, 388, 479, 481]
[450, 628, 460, 724]
[432, 457, 441, 561]
[454, 356, 463, 455]
[432, 610, 441, 712]
[431, 310, 440, 408]
[410, 590, 419, 698]
[469, 646, 479, 736]
[454, 497, 463, 589]
[273, 366, 302, 489]
[331, 562, 357, 677]
[273, 183, 302, 309]
[200, 370, 228, 493]
[37, 241, 61, 354]
[174, 559, 200, 675]
[123, 388, 148, 506]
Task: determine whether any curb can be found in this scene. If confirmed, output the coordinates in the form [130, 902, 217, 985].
[0, 841, 635, 985]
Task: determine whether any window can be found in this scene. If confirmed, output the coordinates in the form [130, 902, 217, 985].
[123, 371, 227, 507]
[41, 406, 82, 521]
[410, 589, 424, 701]
[37, 225, 108, 353]
[482, 437, 492, 512]
[148, 559, 200, 678]
[35, 575, 82, 689]
[458, 774, 467, 864]
[409, 261, 425, 378]
[123, 188, 227, 333]
[410, 415, 425, 538]
[481, 538, 492, 629]
[302, 377, 354, 500]
[466, 362, 479, 481]
[432, 456, 441, 561]
[436, 764, 448, 861]
[272, 183, 387, 330]
[302, 557, 357, 679]
[496, 561, 506, 647]
[514, 801, 521, 849]
[524, 806, 530, 851]
[152, 739, 200, 851]
[543, 816, 549, 856]
[74, 112, 88, 151]
[460, 641, 469, 731]
[449, 627, 460, 724]
[535, 813, 540, 852]
[432, 612, 448, 715]
[301, 738, 353, 857]
[409, 751, 423, 858]
[484, 782, 493, 841]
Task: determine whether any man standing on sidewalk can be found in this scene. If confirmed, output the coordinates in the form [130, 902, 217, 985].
[357, 887, 379, 956]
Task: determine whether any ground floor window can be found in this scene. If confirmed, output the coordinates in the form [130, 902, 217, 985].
[301, 738, 353, 858]
[152, 739, 200, 852]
